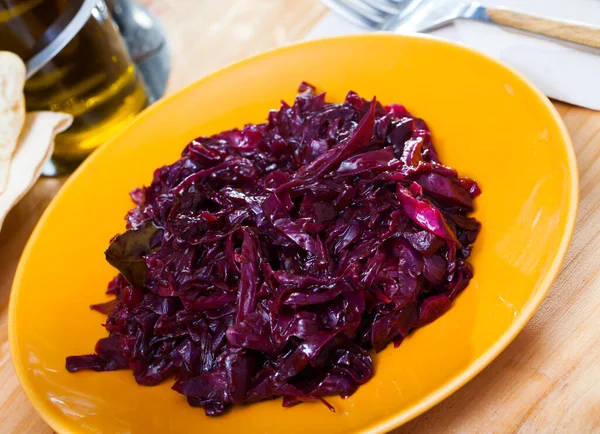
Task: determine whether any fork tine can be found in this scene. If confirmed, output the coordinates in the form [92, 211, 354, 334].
[354, 0, 405, 15]
[320, 0, 385, 29]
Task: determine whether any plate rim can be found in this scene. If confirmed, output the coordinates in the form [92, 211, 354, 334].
[9, 32, 579, 434]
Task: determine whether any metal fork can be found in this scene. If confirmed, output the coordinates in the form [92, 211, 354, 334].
[321, 0, 600, 51]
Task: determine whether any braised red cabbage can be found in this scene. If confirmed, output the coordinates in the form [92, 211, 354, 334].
[66, 83, 481, 416]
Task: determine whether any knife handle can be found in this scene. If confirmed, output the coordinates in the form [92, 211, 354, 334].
[486, 7, 600, 50]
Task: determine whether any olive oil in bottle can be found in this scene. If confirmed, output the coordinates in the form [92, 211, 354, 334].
[0, 0, 148, 172]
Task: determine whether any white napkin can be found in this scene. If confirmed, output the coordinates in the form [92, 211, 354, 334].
[0, 112, 72, 230]
[306, 0, 600, 111]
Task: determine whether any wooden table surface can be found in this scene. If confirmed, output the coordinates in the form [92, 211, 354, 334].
[1, 1, 599, 432]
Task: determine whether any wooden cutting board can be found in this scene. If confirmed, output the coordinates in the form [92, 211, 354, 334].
[1, 1, 598, 432]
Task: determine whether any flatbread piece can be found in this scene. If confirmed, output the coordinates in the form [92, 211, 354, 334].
[0, 51, 27, 194]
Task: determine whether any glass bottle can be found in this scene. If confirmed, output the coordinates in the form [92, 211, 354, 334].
[0, 0, 149, 173]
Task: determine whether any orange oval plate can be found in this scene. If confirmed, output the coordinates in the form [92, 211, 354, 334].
[10, 34, 578, 433]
